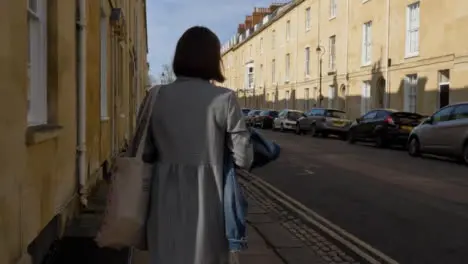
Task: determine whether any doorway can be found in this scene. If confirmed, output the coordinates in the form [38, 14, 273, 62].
[376, 77, 386, 108]
[438, 70, 450, 109]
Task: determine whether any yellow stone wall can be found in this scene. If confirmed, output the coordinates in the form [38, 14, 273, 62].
[0, 0, 149, 263]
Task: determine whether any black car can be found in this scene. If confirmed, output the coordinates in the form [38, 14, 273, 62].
[245, 110, 262, 126]
[347, 109, 425, 148]
[254, 110, 279, 129]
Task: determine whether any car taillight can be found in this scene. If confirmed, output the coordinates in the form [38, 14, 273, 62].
[385, 116, 395, 125]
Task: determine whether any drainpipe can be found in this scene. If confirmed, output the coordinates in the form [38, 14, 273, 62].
[385, 0, 390, 108]
[77, 0, 88, 207]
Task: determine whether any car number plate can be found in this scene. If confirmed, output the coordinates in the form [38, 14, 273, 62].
[333, 121, 344, 127]
[400, 125, 413, 132]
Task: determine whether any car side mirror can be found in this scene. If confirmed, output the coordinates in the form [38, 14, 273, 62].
[355, 118, 361, 123]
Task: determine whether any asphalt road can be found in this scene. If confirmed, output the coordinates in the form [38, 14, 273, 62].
[251, 129, 468, 264]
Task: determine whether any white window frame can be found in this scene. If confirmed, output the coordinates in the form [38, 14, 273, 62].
[28, 0, 48, 126]
[406, 2, 420, 57]
[328, 86, 336, 109]
[329, 35, 336, 71]
[259, 64, 263, 86]
[404, 74, 418, 112]
[361, 81, 371, 114]
[304, 88, 310, 110]
[305, 8, 311, 31]
[330, 0, 337, 19]
[286, 20, 291, 41]
[285, 90, 290, 108]
[305, 47, 310, 76]
[100, 10, 109, 119]
[362, 21, 372, 66]
[285, 53, 290, 82]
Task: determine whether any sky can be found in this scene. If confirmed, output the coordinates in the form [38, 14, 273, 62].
[146, 0, 273, 79]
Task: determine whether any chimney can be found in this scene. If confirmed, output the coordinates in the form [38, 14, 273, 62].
[244, 15, 253, 29]
[237, 23, 246, 34]
[252, 7, 270, 25]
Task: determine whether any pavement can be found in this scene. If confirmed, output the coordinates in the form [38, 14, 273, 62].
[250, 129, 468, 264]
[51, 178, 326, 264]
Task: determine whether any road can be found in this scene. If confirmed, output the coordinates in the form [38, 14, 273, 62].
[251, 129, 468, 264]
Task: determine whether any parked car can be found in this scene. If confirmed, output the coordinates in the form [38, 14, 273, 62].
[347, 109, 425, 148]
[296, 108, 352, 139]
[254, 110, 279, 129]
[241, 108, 251, 116]
[245, 109, 262, 126]
[407, 102, 468, 164]
[272, 109, 305, 132]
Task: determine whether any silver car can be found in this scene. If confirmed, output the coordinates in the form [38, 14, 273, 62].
[296, 108, 352, 139]
[408, 102, 468, 164]
[272, 109, 305, 132]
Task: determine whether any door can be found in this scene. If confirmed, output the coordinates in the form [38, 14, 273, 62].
[419, 105, 455, 152]
[275, 110, 287, 128]
[445, 104, 468, 152]
[355, 110, 377, 138]
[439, 84, 450, 109]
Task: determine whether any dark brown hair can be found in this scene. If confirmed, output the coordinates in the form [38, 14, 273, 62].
[172, 26, 225, 83]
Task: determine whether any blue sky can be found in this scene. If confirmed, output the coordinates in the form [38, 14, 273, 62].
[146, 0, 272, 78]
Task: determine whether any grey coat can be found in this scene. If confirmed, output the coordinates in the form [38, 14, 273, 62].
[143, 77, 253, 264]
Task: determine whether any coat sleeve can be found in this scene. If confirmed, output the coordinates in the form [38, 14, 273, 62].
[226, 92, 254, 169]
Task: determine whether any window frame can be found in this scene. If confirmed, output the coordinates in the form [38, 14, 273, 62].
[305, 47, 310, 76]
[286, 20, 291, 41]
[27, 0, 48, 126]
[329, 35, 336, 71]
[285, 53, 290, 82]
[406, 2, 420, 58]
[271, 59, 276, 83]
[362, 21, 372, 66]
[305, 7, 311, 31]
[361, 81, 371, 115]
[404, 74, 418, 112]
[330, 0, 337, 19]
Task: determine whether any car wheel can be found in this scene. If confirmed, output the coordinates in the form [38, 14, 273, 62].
[321, 132, 329, 138]
[347, 130, 356, 144]
[280, 123, 285, 132]
[310, 124, 317, 137]
[408, 137, 421, 157]
[375, 135, 387, 148]
[462, 142, 468, 165]
[260, 121, 265, 129]
[340, 133, 347, 141]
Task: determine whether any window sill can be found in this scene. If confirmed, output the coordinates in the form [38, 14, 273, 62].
[26, 124, 63, 146]
[361, 62, 372, 68]
[101, 116, 110, 122]
[329, 16, 336, 21]
[404, 53, 419, 59]
[328, 70, 337, 75]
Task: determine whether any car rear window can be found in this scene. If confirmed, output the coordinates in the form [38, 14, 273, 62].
[287, 111, 303, 119]
[326, 110, 346, 118]
[260, 111, 269, 116]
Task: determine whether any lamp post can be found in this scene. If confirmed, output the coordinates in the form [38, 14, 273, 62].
[316, 46, 325, 107]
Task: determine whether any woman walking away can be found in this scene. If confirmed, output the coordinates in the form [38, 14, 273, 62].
[142, 26, 253, 264]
